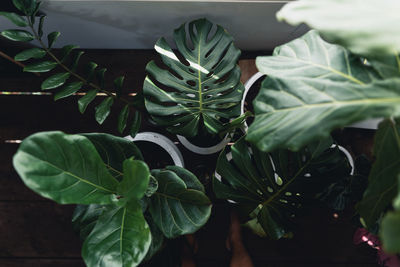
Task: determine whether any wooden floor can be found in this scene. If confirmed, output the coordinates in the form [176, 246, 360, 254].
[0, 41, 380, 266]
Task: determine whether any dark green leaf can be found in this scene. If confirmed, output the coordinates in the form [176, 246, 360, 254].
[95, 96, 114, 124]
[47, 31, 60, 49]
[130, 111, 141, 138]
[14, 48, 46, 61]
[145, 176, 158, 197]
[71, 51, 84, 71]
[12, 0, 36, 15]
[258, 205, 286, 240]
[248, 30, 400, 152]
[368, 54, 400, 79]
[85, 61, 98, 82]
[41, 72, 70, 90]
[0, 12, 27, 27]
[1, 29, 34, 42]
[24, 61, 57, 72]
[117, 158, 150, 200]
[31, 1, 41, 21]
[118, 104, 130, 134]
[60, 45, 79, 62]
[54, 81, 83, 101]
[78, 89, 98, 114]
[12, 131, 119, 204]
[114, 76, 124, 97]
[357, 120, 400, 228]
[38, 15, 45, 38]
[143, 18, 244, 137]
[380, 211, 400, 254]
[96, 68, 107, 88]
[143, 214, 164, 262]
[72, 204, 107, 240]
[149, 166, 211, 238]
[82, 201, 151, 267]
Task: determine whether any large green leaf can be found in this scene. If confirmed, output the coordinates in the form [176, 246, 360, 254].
[213, 136, 351, 239]
[247, 30, 400, 152]
[118, 158, 150, 200]
[82, 201, 151, 267]
[72, 204, 107, 240]
[13, 131, 119, 204]
[149, 166, 212, 238]
[276, 0, 400, 56]
[357, 120, 400, 228]
[143, 18, 244, 137]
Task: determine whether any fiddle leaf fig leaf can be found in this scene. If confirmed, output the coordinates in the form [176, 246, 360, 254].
[41, 72, 70, 90]
[95, 96, 114, 124]
[14, 48, 46, 61]
[357, 120, 400, 229]
[78, 89, 98, 114]
[143, 18, 244, 137]
[1, 29, 34, 42]
[24, 61, 57, 72]
[118, 104, 129, 134]
[60, 45, 79, 62]
[72, 204, 107, 240]
[47, 31, 60, 49]
[12, 131, 119, 205]
[149, 166, 212, 238]
[130, 111, 141, 138]
[82, 201, 151, 267]
[54, 81, 83, 101]
[247, 30, 400, 152]
[145, 176, 158, 198]
[214, 136, 351, 239]
[276, 0, 400, 56]
[0, 12, 27, 27]
[118, 158, 150, 200]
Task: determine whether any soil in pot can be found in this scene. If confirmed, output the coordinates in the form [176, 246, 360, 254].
[135, 141, 174, 169]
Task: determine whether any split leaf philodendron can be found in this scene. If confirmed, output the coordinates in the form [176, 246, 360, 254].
[13, 132, 212, 267]
[143, 18, 244, 137]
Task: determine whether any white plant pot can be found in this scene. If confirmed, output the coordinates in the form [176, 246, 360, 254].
[241, 72, 265, 132]
[125, 132, 184, 167]
[176, 134, 230, 155]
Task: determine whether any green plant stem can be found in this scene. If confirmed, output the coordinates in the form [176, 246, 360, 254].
[27, 18, 134, 106]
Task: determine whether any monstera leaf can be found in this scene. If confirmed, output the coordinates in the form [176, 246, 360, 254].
[143, 18, 244, 137]
[149, 166, 212, 238]
[247, 30, 400, 152]
[213, 136, 351, 239]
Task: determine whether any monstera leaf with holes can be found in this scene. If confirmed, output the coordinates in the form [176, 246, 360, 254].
[247, 30, 400, 153]
[143, 18, 244, 137]
[213, 136, 351, 239]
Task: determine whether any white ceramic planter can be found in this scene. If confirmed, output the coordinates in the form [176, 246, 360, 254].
[241, 72, 265, 132]
[176, 134, 230, 155]
[125, 132, 184, 167]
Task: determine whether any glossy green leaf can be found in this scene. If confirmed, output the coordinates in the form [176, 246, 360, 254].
[60, 45, 79, 62]
[214, 136, 351, 239]
[149, 166, 212, 238]
[1, 29, 34, 42]
[47, 31, 60, 49]
[13, 131, 119, 204]
[118, 104, 129, 134]
[357, 120, 400, 228]
[96, 68, 107, 88]
[95, 96, 114, 124]
[72, 204, 107, 240]
[54, 81, 83, 101]
[114, 76, 124, 97]
[380, 211, 400, 254]
[0, 12, 27, 27]
[71, 51, 84, 71]
[38, 15, 45, 38]
[143, 214, 164, 262]
[130, 111, 141, 138]
[85, 62, 98, 82]
[82, 201, 151, 267]
[14, 48, 46, 61]
[78, 89, 98, 114]
[145, 176, 158, 198]
[143, 18, 244, 137]
[118, 158, 150, 200]
[24, 61, 57, 72]
[368, 54, 400, 79]
[41, 72, 70, 90]
[247, 30, 400, 152]
[277, 0, 400, 56]
[31, 1, 41, 21]
[12, 0, 36, 15]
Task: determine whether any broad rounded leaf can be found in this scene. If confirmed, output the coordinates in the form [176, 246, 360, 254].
[149, 166, 211, 238]
[277, 0, 400, 55]
[248, 30, 400, 152]
[41, 72, 70, 90]
[14, 48, 46, 61]
[72, 204, 107, 240]
[1, 29, 34, 42]
[24, 61, 57, 73]
[0, 12, 28, 27]
[95, 96, 114, 124]
[118, 158, 150, 200]
[82, 201, 151, 267]
[54, 81, 83, 101]
[13, 131, 119, 204]
[143, 18, 244, 137]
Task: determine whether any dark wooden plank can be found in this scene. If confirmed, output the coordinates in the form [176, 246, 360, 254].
[0, 259, 85, 267]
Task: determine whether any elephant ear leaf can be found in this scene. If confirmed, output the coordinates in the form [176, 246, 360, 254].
[82, 200, 151, 267]
[12, 131, 119, 204]
[143, 18, 244, 137]
[213, 136, 351, 239]
[149, 166, 212, 238]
